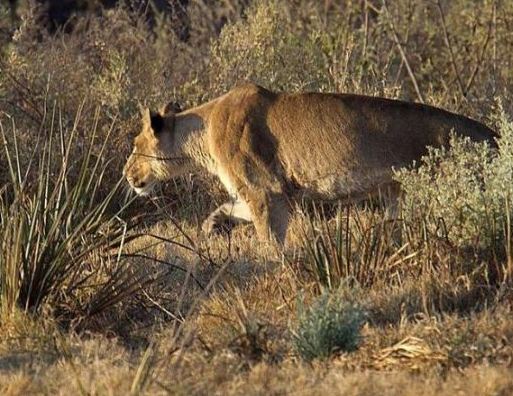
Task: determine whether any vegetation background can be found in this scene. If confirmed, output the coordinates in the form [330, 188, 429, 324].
[1, 0, 513, 394]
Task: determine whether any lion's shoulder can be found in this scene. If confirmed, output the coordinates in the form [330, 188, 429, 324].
[209, 83, 276, 124]
[229, 82, 272, 97]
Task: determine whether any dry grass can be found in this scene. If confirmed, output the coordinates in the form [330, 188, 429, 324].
[3, 210, 511, 394]
[1, 0, 513, 394]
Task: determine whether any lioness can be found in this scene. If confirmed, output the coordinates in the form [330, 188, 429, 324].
[124, 83, 497, 244]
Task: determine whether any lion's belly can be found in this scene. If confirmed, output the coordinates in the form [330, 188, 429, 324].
[287, 167, 394, 201]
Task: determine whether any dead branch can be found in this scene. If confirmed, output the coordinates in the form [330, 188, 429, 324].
[382, 0, 425, 103]
[435, 0, 466, 98]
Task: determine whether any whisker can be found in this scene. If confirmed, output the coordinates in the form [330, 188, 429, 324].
[133, 152, 188, 163]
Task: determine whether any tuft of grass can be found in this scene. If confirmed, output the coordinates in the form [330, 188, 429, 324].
[293, 291, 366, 361]
[301, 205, 416, 291]
[0, 104, 151, 324]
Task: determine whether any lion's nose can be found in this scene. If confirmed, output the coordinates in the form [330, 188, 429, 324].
[127, 176, 146, 189]
[134, 180, 146, 189]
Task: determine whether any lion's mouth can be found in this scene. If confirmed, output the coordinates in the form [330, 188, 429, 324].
[131, 181, 156, 197]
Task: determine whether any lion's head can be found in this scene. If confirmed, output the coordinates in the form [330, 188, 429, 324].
[123, 103, 184, 196]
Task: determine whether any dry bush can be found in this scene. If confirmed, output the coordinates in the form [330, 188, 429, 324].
[207, 1, 331, 94]
[1, 4, 208, 189]
[185, 0, 513, 112]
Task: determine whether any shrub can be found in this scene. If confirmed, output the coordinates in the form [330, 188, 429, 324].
[395, 108, 513, 266]
[293, 291, 365, 361]
[0, 5, 196, 189]
[207, 0, 332, 95]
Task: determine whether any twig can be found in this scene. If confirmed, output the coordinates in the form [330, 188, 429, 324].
[0, 60, 45, 122]
[363, 0, 369, 61]
[435, 0, 466, 98]
[141, 289, 184, 323]
[382, 0, 424, 103]
[120, 253, 205, 290]
[464, 4, 494, 94]
[492, 0, 497, 94]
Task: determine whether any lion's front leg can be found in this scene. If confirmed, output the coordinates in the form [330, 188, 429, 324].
[202, 199, 253, 235]
[245, 191, 291, 245]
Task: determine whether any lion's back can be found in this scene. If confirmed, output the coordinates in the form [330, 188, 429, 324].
[262, 93, 494, 197]
[206, 84, 496, 199]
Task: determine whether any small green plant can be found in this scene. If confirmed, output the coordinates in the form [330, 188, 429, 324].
[293, 291, 365, 361]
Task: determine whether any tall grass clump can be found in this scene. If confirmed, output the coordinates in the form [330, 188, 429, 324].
[395, 108, 513, 279]
[293, 291, 365, 361]
[301, 206, 416, 290]
[0, 106, 148, 322]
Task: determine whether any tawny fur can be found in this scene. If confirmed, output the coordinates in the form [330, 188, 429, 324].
[123, 83, 497, 244]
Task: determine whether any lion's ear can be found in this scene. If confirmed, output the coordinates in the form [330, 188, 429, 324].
[138, 102, 146, 116]
[141, 107, 151, 127]
[149, 110, 164, 134]
[162, 101, 182, 115]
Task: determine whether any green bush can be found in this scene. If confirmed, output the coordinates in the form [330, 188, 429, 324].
[395, 108, 513, 254]
[293, 291, 365, 361]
